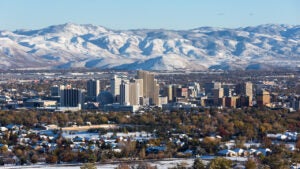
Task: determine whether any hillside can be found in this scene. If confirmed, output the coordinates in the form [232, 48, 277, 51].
[0, 23, 299, 70]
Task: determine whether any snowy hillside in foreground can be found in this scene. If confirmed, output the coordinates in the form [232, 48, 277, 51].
[0, 23, 299, 70]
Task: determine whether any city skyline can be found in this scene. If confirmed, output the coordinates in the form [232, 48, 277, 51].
[0, 0, 299, 31]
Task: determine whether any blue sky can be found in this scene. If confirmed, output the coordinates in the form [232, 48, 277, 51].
[0, 0, 299, 30]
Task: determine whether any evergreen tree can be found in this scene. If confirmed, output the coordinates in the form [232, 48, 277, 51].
[207, 157, 232, 169]
[193, 158, 206, 169]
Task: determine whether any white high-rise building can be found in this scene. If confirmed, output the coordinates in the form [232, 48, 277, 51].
[110, 75, 122, 102]
[188, 82, 201, 97]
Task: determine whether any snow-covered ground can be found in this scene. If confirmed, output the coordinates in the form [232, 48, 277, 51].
[2, 157, 248, 169]
[0, 23, 299, 70]
[2, 159, 196, 169]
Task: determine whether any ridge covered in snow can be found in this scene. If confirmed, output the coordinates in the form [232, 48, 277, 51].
[0, 23, 299, 70]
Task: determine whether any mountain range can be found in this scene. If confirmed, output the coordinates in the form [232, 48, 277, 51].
[0, 23, 299, 70]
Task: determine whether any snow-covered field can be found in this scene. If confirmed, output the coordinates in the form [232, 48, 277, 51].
[1, 159, 196, 169]
[2, 157, 248, 169]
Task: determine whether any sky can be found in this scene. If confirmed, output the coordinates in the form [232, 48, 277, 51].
[0, 0, 299, 31]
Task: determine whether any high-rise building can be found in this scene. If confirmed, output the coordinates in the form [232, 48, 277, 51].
[236, 82, 253, 100]
[256, 89, 271, 107]
[225, 96, 238, 108]
[222, 84, 234, 97]
[245, 82, 253, 99]
[86, 79, 100, 102]
[120, 80, 130, 105]
[187, 83, 200, 98]
[60, 87, 83, 108]
[188, 82, 201, 98]
[172, 84, 182, 99]
[236, 82, 253, 106]
[137, 70, 159, 105]
[205, 82, 221, 96]
[163, 85, 173, 102]
[135, 79, 143, 98]
[236, 96, 250, 107]
[174, 86, 188, 98]
[50, 85, 60, 97]
[212, 88, 224, 98]
[153, 79, 160, 105]
[110, 75, 122, 102]
[211, 88, 224, 106]
[129, 79, 141, 106]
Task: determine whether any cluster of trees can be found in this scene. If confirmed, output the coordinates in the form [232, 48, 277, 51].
[1, 107, 299, 141]
[0, 107, 300, 167]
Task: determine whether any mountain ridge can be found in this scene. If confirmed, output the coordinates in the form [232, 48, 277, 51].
[0, 23, 299, 70]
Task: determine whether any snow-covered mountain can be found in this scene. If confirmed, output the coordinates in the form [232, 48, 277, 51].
[0, 23, 299, 70]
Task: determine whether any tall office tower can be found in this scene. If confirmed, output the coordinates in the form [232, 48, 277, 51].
[236, 96, 250, 107]
[137, 70, 159, 105]
[212, 88, 224, 106]
[175, 87, 188, 98]
[256, 89, 271, 107]
[222, 84, 234, 97]
[120, 80, 130, 105]
[110, 75, 122, 102]
[188, 82, 201, 98]
[163, 85, 173, 102]
[50, 85, 60, 97]
[245, 82, 253, 98]
[236, 82, 253, 105]
[129, 79, 140, 106]
[212, 88, 224, 98]
[204, 82, 221, 96]
[153, 79, 160, 105]
[225, 96, 238, 108]
[60, 88, 83, 108]
[172, 84, 182, 98]
[236, 82, 252, 96]
[86, 79, 100, 102]
[135, 79, 143, 97]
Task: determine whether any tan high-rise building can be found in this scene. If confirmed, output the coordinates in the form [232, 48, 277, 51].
[211, 88, 224, 106]
[153, 79, 160, 105]
[135, 79, 143, 98]
[225, 96, 238, 108]
[245, 82, 253, 98]
[137, 70, 159, 105]
[129, 79, 141, 106]
[212, 88, 224, 98]
[256, 89, 271, 107]
[236, 82, 253, 106]
[163, 85, 173, 102]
